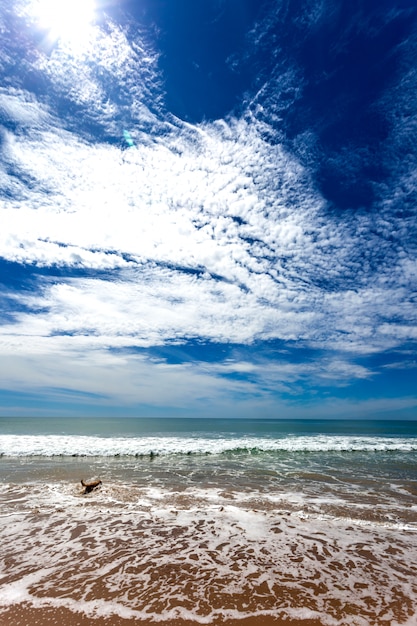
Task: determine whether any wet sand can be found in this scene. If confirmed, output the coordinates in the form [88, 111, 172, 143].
[0, 605, 328, 626]
[1, 436, 417, 626]
[1, 488, 416, 626]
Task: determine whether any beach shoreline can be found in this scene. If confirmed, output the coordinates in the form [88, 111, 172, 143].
[0, 605, 331, 626]
[1, 420, 416, 625]
[0, 487, 416, 626]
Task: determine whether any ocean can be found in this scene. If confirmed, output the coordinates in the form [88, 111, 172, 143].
[0, 417, 416, 626]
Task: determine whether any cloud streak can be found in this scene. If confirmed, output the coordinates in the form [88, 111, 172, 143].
[1, 0, 417, 416]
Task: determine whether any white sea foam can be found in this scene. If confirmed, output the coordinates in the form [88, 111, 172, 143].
[0, 433, 416, 456]
[0, 480, 416, 625]
[1, 425, 416, 624]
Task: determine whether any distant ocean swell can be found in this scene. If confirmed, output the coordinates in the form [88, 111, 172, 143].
[1, 434, 417, 457]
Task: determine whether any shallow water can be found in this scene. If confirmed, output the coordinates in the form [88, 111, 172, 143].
[0, 418, 416, 625]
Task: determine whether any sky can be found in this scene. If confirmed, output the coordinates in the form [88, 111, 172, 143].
[0, 0, 417, 419]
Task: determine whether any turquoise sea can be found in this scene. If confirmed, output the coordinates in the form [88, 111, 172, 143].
[0, 417, 416, 625]
[1, 415, 416, 438]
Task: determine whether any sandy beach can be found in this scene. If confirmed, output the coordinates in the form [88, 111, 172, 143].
[0, 482, 416, 626]
[1, 420, 416, 625]
[0, 605, 331, 626]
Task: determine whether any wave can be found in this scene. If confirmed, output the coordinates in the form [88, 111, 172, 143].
[0, 434, 417, 457]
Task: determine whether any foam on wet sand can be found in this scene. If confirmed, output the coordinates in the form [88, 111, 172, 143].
[0, 479, 416, 626]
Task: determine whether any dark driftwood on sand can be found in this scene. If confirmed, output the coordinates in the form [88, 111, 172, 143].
[81, 479, 102, 494]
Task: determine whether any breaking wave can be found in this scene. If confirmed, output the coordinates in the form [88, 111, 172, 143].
[1, 434, 416, 457]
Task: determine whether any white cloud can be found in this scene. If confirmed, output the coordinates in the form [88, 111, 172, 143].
[1, 270, 317, 347]
[0, 89, 49, 126]
[0, 338, 284, 416]
[1, 90, 416, 357]
[1, 0, 417, 414]
[0, 338, 414, 418]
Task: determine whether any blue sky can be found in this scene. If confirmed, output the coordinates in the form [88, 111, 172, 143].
[1, 0, 417, 419]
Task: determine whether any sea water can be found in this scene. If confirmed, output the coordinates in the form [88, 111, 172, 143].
[0, 417, 416, 625]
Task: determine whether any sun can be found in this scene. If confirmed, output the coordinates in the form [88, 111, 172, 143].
[33, 0, 96, 46]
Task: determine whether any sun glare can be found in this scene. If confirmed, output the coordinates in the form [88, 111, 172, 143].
[34, 0, 96, 45]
